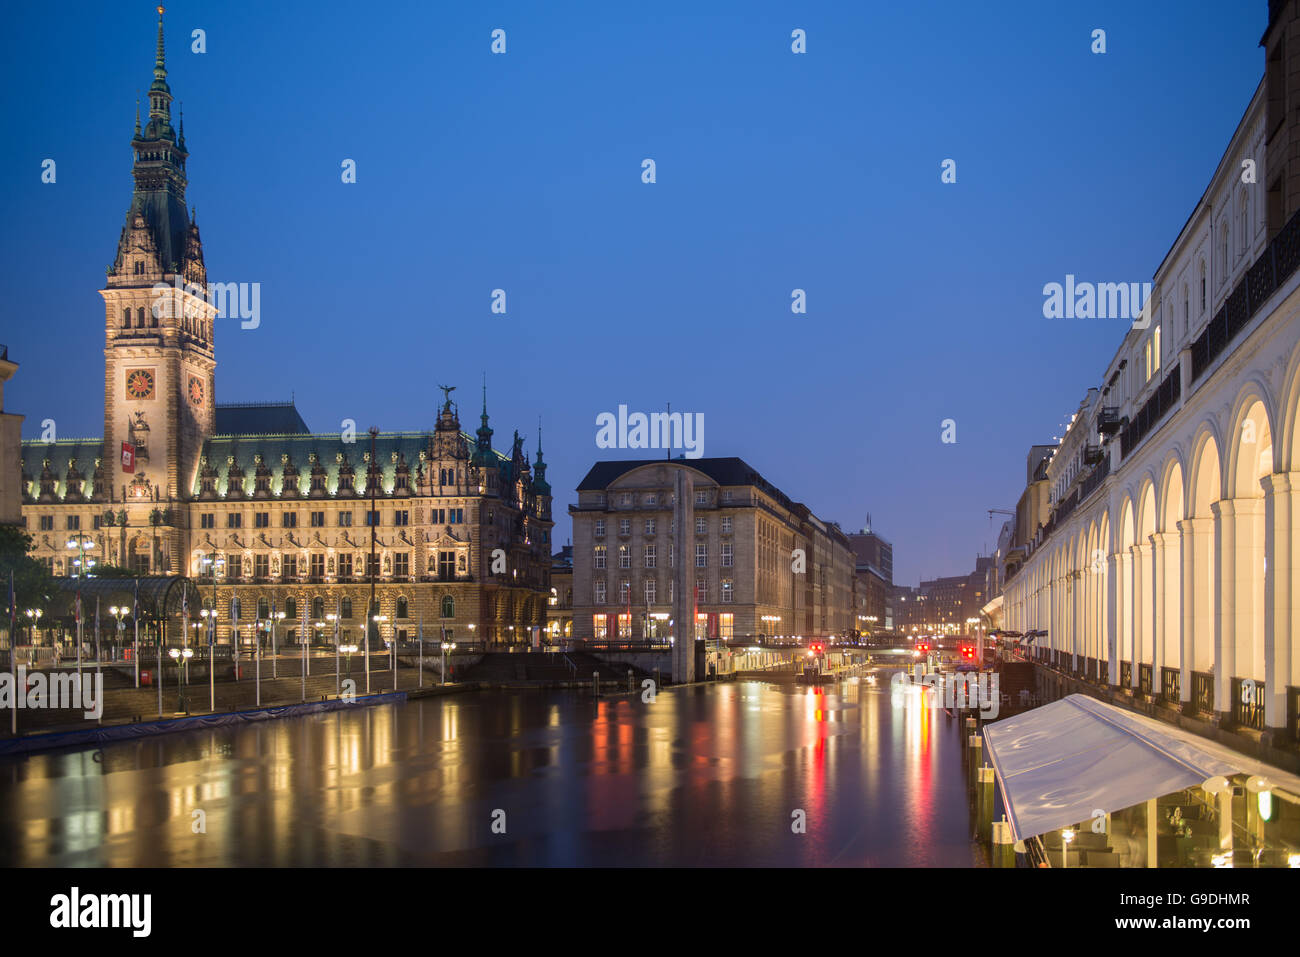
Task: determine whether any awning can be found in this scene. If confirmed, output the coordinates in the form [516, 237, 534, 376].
[982, 694, 1300, 842]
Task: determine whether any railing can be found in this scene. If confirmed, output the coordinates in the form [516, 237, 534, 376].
[1139, 663, 1153, 696]
[1161, 666, 1180, 705]
[1120, 661, 1132, 690]
[1192, 671, 1214, 715]
[1120, 364, 1181, 458]
[1191, 203, 1300, 381]
[1232, 676, 1265, 732]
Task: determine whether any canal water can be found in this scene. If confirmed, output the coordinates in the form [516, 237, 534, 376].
[0, 675, 977, 866]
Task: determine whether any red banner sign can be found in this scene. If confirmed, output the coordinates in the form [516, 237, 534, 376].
[121, 442, 135, 473]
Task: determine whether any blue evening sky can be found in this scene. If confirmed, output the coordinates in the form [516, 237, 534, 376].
[0, 1, 1264, 585]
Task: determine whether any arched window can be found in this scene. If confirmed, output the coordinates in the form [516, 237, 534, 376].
[284, 596, 296, 619]
[257, 597, 269, 619]
[122, 308, 131, 327]
[441, 595, 455, 619]
[396, 596, 408, 619]
[312, 596, 325, 620]
[136, 307, 145, 328]
[341, 597, 353, 619]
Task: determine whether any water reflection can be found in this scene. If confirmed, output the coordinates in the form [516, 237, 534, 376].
[0, 676, 974, 866]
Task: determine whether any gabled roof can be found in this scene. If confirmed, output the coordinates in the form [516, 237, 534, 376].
[214, 401, 310, 435]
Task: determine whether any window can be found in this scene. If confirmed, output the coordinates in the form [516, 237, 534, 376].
[696, 543, 707, 567]
[226, 553, 240, 578]
[200, 513, 215, 529]
[721, 579, 733, 603]
[430, 508, 445, 524]
[285, 597, 297, 619]
[283, 555, 297, 579]
[310, 553, 325, 578]
[645, 579, 657, 604]
[310, 511, 325, 527]
[644, 544, 656, 568]
[695, 490, 707, 505]
[696, 579, 707, 603]
[621, 494, 632, 506]
[394, 552, 410, 578]
[312, 596, 325, 620]
[619, 519, 630, 535]
[594, 580, 607, 604]
[619, 545, 630, 569]
[253, 554, 269, 579]
[341, 597, 353, 619]
[254, 512, 270, 528]
[721, 542, 733, 567]
[719, 612, 734, 638]
[338, 553, 353, 578]
[644, 518, 656, 535]
[439, 551, 455, 579]
[594, 545, 606, 569]
[619, 580, 630, 604]
[226, 513, 242, 528]
[441, 595, 454, 618]
[394, 510, 410, 526]
[617, 613, 631, 638]
[39, 515, 53, 531]
[396, 596, 409, 619]
[367, 554, 380, 578]
[257, 597, 270, 619]
[645, 493, 657, 506]
[594, 519, 605, 537]
[365, 510, 380, 526]
[1152, 324, 1161, 375]
[695, 517, 706, 535]
[593, 614, 608, 639]
[1200, 261, 1206, 313]
[282, 512, 297, 528]
[338, 511, 352, 527]
[721, 516, 732, 534]
[449, 508, 464, 523]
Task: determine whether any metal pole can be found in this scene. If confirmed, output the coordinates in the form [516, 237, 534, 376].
[272, 614, 277, 679]
[256, 620, 261, 707]
[301, 623, 306, 702]
[367, 426, 376, 695]
[156, 626, 163, 718]
[133, 613, 139, 688]
[208, 616, 215, 712]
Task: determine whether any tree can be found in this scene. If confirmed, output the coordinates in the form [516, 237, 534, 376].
[0, 525, 55, 625]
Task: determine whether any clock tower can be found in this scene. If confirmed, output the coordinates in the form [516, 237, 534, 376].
[101, 6, 215, 512]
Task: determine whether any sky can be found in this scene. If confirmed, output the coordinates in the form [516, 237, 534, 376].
[0, 1, 1266, 586]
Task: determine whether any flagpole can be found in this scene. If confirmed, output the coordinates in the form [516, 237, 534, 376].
[94, 596, 102, 725]
[208, 611, 215, 712]
[133, 579, 140, 689]
[156, 622, 163, 718]
[334, 597, 341, 693]
[10, 571, 17, 736]
[75, 591, 82, 682]
[256, 607, 263, 708]
[232, 586, 240, 682]
[418, 614, 423, 689]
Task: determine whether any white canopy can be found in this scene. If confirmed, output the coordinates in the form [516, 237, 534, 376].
[982, 694, 1300, 842]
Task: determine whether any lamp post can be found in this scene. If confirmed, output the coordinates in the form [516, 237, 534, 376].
[66, 534, 95, 679]
[440, 640, 455, 686]
[200, 607, 215, 711]
[467, 622, 475, 651]
[168, 647, 192, 711]
[109, 605, 128, 666]
[272, 609, 285, 679]
[340, 643, 357, 682]
[24, 608, 42, 660]
[326, 613, 338, 691]
[371, 614, 391, 690]
[1061, 827, 1075, 869]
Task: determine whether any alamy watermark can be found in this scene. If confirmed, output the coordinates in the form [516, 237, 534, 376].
[890, 669, 999, 718]
[0, 667, 103, 719]
[1042, 275, 1152, 327]
[152, 276, 261, 329]
[596, 405, 704, 459]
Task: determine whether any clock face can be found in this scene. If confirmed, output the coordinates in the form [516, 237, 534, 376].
[188, 375, 204, 407]
[125, 368, 155, 400]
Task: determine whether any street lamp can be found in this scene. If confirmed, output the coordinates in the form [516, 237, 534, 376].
[340, 643, 358, 679]
[440, 640, 456, 686]
[168, 647, 193, 710]
[467, 622, 476, 650]
[24, 608, 43, 660]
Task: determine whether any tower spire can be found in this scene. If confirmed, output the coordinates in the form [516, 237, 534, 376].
[155, 6, 167, 78]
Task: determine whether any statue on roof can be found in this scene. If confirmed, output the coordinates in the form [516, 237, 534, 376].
[438, 384, 456, 412]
